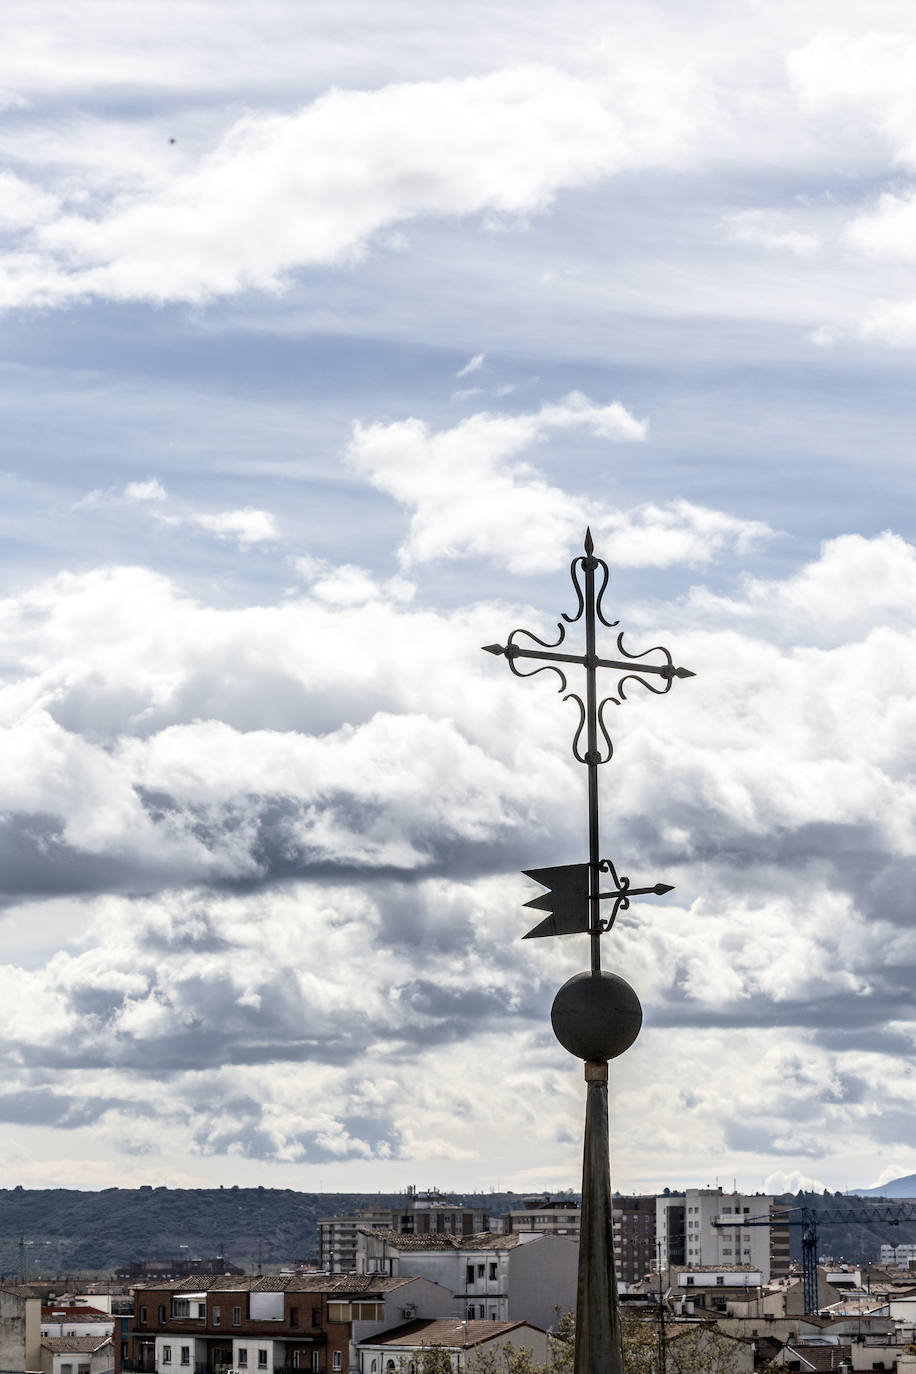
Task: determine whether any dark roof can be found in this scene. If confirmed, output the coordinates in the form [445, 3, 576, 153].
[510, 1200, 580, 1213]
[360, 1231, 520, 1252]
[359, 1319, 541, 1349]
[133, 1275, 415, 1295]
[785, 1344, 852, 1372]
[43, 1306, 111, 1320]
[677, 1265, 764, 1274]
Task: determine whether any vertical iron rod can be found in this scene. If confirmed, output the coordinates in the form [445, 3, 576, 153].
[584, 545, 600, 974]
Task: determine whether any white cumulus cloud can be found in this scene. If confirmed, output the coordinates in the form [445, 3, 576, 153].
[0, 64, 704, 310]
[346, 395, 770, 573]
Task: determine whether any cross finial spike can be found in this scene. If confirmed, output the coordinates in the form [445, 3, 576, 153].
[584, 527, 594, 556]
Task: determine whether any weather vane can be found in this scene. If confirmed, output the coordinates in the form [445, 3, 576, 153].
[483, 528, 695, 1374]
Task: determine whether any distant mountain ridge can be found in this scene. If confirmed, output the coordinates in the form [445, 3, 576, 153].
[851, 1174, 916, 1198]
[0, 1187, 527, 1277]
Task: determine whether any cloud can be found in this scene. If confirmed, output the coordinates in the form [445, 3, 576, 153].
[724, 209, 820, 256]
[187, 508, 279, 546]
[124, 479, 167, 503]
[456, 352, 486, 378]
[2, 533, 916, 1185]
[0, 64, 705, 310]
[788, 31, 916, 170]
[346, 395, 770, 572]
[77, 479, 168, 509]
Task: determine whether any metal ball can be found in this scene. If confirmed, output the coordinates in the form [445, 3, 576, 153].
[550, 970, 643, 1062]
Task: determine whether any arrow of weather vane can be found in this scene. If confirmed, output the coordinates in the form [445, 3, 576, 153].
[522, 862, 674, 940]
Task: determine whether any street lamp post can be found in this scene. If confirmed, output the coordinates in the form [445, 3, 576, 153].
[484, 530, 694, 1374]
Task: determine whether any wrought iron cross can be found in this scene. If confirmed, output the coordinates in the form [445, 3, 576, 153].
[483, 529, 694, 972]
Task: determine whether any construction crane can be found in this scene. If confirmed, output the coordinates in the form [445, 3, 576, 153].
[713, 1202, 916, 1316]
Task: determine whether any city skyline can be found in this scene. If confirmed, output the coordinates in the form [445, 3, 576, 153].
[1, 0, 915, 1195]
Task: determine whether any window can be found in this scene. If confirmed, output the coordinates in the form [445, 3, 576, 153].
[686, 1278, 695, 1287]
[716, 1277, 725, 1286]
[141, 1308, 148, 1325]
[239, 1350, 249, 1367]
[311, 1354, 320, 1373]
[180, 1351, 190, 1367]
[233, 1308, 242, 1328]
[159, 1307, 166, 1324]
[213, 1307, 221, 1328]
[163, 1348, 172, 1364]
[477, 1265, 484, 1279]
[312, 1309, 321, 1329]
[333, 1354, 341, 1372]
[290, 1308, 298, 1329]
[489, 1263, 497, 1281]
[466, 1264, 474, 1285]
[258, 1351, 268, 1368]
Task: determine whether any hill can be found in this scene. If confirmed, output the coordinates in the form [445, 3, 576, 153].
[850, 1174, 916, 1199]
[785, 1190, 916, 1262]
[0, 1188, 524, 1278]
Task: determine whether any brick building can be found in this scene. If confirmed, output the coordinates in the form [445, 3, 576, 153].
[612, 1196, 657, 1286]
[122, 1276, 370, 1374]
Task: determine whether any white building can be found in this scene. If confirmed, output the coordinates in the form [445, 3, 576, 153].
[355, 1231, 576, 1331]
[657, 1189, 774, 1280]
[41, 1306, 114, 1339]
[356, 1319, 548, 1374]
[40, 1336, 113, 1374]
[880, 1244, 916, 1266]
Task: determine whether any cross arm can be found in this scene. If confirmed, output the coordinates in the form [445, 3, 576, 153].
[483, 642, 695, 681]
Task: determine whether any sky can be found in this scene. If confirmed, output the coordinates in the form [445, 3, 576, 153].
[1, 0, 916, 1200]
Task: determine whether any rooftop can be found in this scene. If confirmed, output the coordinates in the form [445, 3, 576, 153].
[359, 1319, 540, 1349]
[359, 1231, 521, 1252]
[132, 1275, 417, 1294]
[41, 1337, 112, 1354]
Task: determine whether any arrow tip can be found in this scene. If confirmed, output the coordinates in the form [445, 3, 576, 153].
[482, 644, 506, 656]
[653, 883, 675, 895]
[584, 527, 594, 555]
[675, 666, 696, 679]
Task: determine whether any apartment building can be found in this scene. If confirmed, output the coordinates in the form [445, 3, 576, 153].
[504, 1199, 580, 1238]
[356, 1230, 576, 1332]
[657, 1189, 775, 1280]
[318, 1193, 492, 1275]
[124, 1275, 364, 1374]
[612, 1197, 657, 1285]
